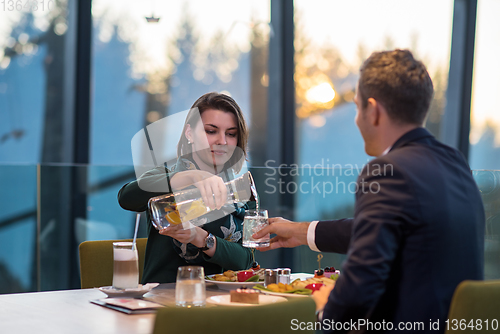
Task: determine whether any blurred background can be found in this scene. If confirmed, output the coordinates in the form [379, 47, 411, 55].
[0, 0, 499, 293]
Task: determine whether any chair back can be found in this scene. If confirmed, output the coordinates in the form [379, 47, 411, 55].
[79, 238, 147, 289]
[152, 297, 316, 334]
[445, 280, 500, 333]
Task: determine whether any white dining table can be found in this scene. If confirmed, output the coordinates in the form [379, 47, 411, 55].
[0, 283, 224, 334]
[0, 273, 314, 334]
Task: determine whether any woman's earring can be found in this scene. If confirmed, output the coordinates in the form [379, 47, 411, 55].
[187, 139, 192, 144]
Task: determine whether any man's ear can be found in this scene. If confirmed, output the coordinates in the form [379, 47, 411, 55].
[366, 98, 381, 126]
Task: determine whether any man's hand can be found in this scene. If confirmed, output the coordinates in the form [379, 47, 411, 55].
[312, 283, 335, 312]
[253, 217, 310, 251]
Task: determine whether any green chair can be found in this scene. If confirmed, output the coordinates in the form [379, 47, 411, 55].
[152, 297, 317, 334]
[78, 238, 147, 289]
[445, 280, 500, 333]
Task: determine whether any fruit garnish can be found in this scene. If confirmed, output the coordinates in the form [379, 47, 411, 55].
[165, 211, 182, 225]
[251, 261, 260, 270]
[314, 269, 324, 277]
[237, 270, 256, 282]
[181, 200, 207, 221]
[305, 283, 324, 292]
[317, 254, 323, 273]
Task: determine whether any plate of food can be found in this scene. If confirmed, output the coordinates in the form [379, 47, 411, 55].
[206, 289, 287, 306]
[205, 268, 265, 291]
[252, 283, 312, 298]
[97, 283, 160, 298]
[290, 274, 338, 289]
[253, 272, 338, 298]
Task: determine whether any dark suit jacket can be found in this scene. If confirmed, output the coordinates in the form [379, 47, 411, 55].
[317, 128, 485, 333]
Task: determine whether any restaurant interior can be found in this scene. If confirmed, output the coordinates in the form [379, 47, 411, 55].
[1, 0, 499, 333]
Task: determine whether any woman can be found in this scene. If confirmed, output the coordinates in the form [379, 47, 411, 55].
[118, 92, 254, 283]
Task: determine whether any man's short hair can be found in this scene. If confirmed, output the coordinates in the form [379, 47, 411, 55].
[358, 49, 434, 125]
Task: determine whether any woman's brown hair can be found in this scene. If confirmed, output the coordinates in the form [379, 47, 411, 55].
[177, 92, 249, 171]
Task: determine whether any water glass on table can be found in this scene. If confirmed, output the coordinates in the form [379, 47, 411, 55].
[175, 266, 206, 307]
[242, 209, 270, 248]
[112, 242, 139, 289]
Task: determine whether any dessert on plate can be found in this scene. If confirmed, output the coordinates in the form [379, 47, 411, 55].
[230, 288, 260, 304]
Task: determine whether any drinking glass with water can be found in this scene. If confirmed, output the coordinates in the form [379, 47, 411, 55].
[242, 209, 270, 248]
[175, 266, 206, 307]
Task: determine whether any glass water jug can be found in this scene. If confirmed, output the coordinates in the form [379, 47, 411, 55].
[148, 171, 256, 230]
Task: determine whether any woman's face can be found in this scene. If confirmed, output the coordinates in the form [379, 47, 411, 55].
[185, 108, 238, 172]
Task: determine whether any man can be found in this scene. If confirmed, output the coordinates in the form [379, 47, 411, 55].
[254, 49, 484, 333]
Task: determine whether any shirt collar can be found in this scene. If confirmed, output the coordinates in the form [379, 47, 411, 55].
[380, 146, 392, 156]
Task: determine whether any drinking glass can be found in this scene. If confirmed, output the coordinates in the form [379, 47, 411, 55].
[112, 242, 139, 289]
[242, 209, 270, 248]
[175, 266, 206, 307]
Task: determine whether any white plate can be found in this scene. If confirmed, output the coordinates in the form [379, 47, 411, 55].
[290, 273, 314, 281]
[205, 274, 264, 291]
[206, 294, 287, 306]
[97, 283, 160, 298]
[256, 289, 310, 298]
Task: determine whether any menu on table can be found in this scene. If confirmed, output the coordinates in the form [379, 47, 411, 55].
[90, 298, 164, 314]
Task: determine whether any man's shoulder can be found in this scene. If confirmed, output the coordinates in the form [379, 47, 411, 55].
[360, 140, 467, 184]
[362, 142, 474, 203]
[377, 138, 465, 168]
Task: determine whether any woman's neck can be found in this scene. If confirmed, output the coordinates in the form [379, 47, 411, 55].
[191, 154, 222, 175]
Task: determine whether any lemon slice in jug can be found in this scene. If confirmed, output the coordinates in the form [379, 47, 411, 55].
[181, 200, 208, 221]
[165, 210, 182, 225]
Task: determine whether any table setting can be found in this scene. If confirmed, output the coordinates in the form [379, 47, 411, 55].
[90, 175, 340, 311]
[0, 171, 337, 333]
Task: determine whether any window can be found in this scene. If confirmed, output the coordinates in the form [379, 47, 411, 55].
[469, 0, 500, 170]
[0, 2, 71, 163]
[293, 0, 453, 222]
[90, 0, 270, 165]
[294, 0, 453, 166]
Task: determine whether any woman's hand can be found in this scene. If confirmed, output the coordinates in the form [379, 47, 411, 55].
[192, 174, 227, 211]
[159, 224, 198, 244]
[171, 170, 227, 210]
[159, 224, 208, 249]
[159, 225, 216, 256]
